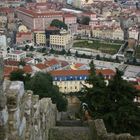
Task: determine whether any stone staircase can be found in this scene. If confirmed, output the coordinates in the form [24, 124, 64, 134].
[49, 120, 91, 140]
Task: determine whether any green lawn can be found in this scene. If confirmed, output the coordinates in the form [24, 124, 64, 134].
[73, 40, 121, 55]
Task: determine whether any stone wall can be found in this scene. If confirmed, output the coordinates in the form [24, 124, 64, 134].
[49, 127, 90, 140]
[88, 119, 140, 140]
[0, 80, 57, 140]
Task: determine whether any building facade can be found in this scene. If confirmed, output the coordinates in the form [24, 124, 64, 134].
[16, 8, 63, 30]
[50, 69, 115, 93]
[7, 51, 26, 61]
[50, 29, 73, 50]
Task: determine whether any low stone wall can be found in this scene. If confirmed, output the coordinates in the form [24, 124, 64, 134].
[49, 126, 90, 140]
[88, 119, 140, 140]
[0, 80, 57, 140]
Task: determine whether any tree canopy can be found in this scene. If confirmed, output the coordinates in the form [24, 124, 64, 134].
[79, 60, 140, 135]
[78, 16, 90, 25]
[10, 69, 31, 84]
[25, 72, 67, 112]
[50, 19, 68, 30]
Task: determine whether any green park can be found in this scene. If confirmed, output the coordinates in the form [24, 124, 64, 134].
[73, 39, 122, 55]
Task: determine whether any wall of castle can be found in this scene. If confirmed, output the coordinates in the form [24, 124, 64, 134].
[88, 119, 140, 140]
[0, 80, 57, 140]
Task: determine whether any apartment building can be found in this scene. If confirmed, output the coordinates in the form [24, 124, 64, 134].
[50, 29, 73, 50]
[16, 7, 63, 30]
[7, 51, 26, 61]
[50, 69, 115, 93]
[16, 32, 33, 45]
[63, 13, 78, 34]
[92, 26, 124, 40]
[33, 30, 46, 46]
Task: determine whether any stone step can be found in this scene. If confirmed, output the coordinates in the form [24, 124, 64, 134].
[49, 126, 90, 140]
[56, 120, 83, 127]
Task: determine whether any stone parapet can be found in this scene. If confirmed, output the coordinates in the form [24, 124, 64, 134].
[0, 80, 57, 140]
[88, 119, 140, 140]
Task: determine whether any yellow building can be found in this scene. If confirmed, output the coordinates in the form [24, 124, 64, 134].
[34, 31, 46, 46]
[50, 69, 115, 93]
[92, 27, 124, 40]
[50, 29, 73, 50]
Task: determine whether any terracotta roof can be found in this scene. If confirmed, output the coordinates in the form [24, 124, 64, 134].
[4, 65, 33, 77]
[16, 7, 63, 18]
[63, 13, 76, 18]
[4, 66, 18, 77]
[50, 70, 89, 76]
[45, 59, 59, 67]
[96, 69, 115, 76]
[23, 65, 32, 73]
[16, 32, 32, 38]
[59, 60, 69, 67]
[135, 85, 140, 91]
[0, 7, 14, 13]
[4, 60, 19, 66]
[50, 69, 115, 77]
[35, 63, 48, 70]
[74, 63, 85, 69]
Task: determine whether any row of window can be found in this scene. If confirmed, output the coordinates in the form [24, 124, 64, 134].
[54, 76, 87, 81]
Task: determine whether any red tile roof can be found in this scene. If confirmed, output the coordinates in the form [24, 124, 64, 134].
[50, 69, 115, 77]
[135, 85, 140, 91]
[0, 7, 14, 14]
[4, 65, 33, 77]
[96, 69, 115, 76]
[74, 63, 85, 69]
[23, 65, 32, 73]
[50, 70, 89, 76]
[45, 59, 59, 67]
[4, 60, 19, 66]
[4, 66, 18, 77]
[16, 7, 63, 18]
[35, 63, 48, 70]
[63, 13, 76, 18]
[16, 32, 32, 38]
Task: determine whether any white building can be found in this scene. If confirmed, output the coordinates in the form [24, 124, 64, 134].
[129, 29, 139, 40]
[7, 51, 26, 61]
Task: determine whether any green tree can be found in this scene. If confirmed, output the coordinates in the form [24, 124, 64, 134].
[104, 69, 140, 135]
[50, 19, 68, 30]
[24, 45, 30, 51]
[10, 69, 31, 84]
[67, 49, 71, 56]
[79, 62, 140, 135]
[80, 16, 90, 25]
[79, 61, 107, 115]
[10, 69, 25, 82]
[29, 46, 35, 51]
[60, 48, 66, 55]
[96, 54, 101, 60]
[75, 51, 79, 57]
[49, 48, 55, 54]
[25, 72, 67, 112]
